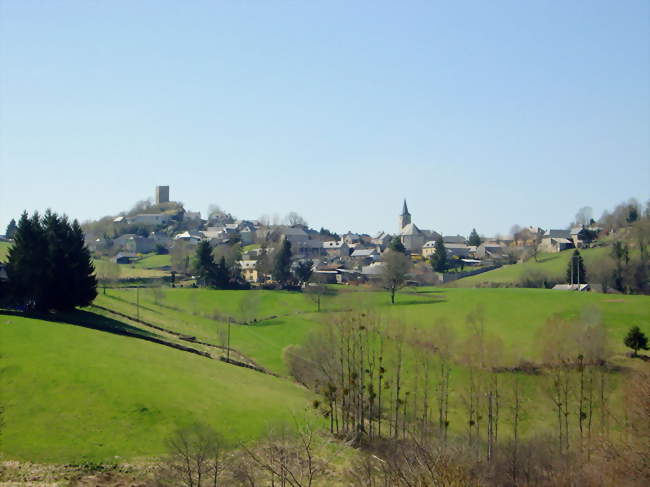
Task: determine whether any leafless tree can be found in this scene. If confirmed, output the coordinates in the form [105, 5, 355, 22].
[381, 250, 412, 304]
[96, 261, 121, 294]
[157, 423, 227, 487]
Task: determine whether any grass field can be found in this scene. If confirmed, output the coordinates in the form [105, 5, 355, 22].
[0, 312, 317, 463]
[3, 285, 649, 463]
[95, 286, 650, 373]
[130, 253, 171, 269]
[94, 258, 169, 279]
[0, 240, 12, 261]
[451, 246, 610, 287]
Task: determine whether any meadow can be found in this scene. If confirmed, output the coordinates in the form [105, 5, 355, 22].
[2, 284, 649, 464]
[0, 313, 317, 463]
[451, 246, 610, 287]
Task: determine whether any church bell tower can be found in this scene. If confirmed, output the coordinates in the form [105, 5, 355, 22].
[399, 199, 411, 231]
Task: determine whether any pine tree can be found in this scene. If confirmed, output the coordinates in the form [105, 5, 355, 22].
[566, 249, 587, 284]
[194, 241, 216, 287]
[6, 211, 96, 311]
[468, 228, 481, 246]
[5, 219, 17, 239]
[213, 256, 231, 289]
[624, 326, 648, 357]
[430, 237, 448, 272]
[272, 239, 292, 287]
[389, 236, 407, 254]
[294, 260, 313, 285]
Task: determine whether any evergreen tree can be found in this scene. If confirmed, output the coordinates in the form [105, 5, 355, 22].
[272, 239, 292, 287]
[6, 210, 96, 311]
[388, 236, 407, 254]
[5, 218, 17, 239]
[430, 236, 448, 272]
[566, 249, 587, 284]
[468, 228, 481, 246]
[624, 326, 648, 357]
[194, 241, 216, 287]
[213, 256, 231, 289]
[294, 260, 313, 285]
[255, 243, 270, 282]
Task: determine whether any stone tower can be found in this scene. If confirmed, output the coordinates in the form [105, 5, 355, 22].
[399, 199, 411, 231]
[156, 185, 170, 205]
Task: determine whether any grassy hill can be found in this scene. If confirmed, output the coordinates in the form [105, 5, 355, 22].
[95, 286, 650, 372]
[4, 285, 649, 463]
[451, 246, 610, 287]
[0, 312, 317, 463]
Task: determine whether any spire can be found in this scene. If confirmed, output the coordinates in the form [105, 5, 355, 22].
[401, 199, 410, 216]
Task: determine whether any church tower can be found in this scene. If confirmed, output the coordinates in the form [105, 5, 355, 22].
[399, 199, 411, 231]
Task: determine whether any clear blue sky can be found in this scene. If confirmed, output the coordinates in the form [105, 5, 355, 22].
[1, 0, 648, 237]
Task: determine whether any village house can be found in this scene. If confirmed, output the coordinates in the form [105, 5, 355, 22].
[322, 240, 350, 259]
[125, 236, 156, 254]
[443, 235, 467, 245]
[350, 247, 380, 266]
[475, 242, 507, 260]
[371, 231, 392, 249]
[539, 229, 574, 253]
[238, 259, 262, 283]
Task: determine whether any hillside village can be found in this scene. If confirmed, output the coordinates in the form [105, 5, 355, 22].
[71, 185, 621, 288]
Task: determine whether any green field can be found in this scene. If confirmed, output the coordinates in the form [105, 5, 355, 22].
[95, 286, 650, 373]
[131, 253, 171, 269]
[94, 257, 169, 279]
[3, 285, 649, 463]
[0, 240, 12, 261]
[452, 246, 610, 287]
[0, 313, 317, 463]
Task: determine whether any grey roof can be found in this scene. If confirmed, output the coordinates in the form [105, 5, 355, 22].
[323, 240, 346, 249]
[282, 227, 308, 237]
[400, 223, 422, 236]
[351, 248, 377, 257]
[546, 229, 570, 239]
[443, 235, 466, 244]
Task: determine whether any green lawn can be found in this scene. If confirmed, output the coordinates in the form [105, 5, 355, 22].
[94, 258, 169, 279]
[95, 286, 650, 373]
[131, 253, 171, 269]
[0, 313, 317, 463]
[452, 246, 610, 287]
[0, 240, 12, 261]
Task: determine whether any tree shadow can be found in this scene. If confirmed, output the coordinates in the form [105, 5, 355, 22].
[0, 308, 158, 339]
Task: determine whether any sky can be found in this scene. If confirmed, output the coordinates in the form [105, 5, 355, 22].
[1, 0, 648, 237]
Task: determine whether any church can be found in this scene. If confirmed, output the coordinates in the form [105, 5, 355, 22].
[398, 200, 427, 252]
[397, 200, 440, 253]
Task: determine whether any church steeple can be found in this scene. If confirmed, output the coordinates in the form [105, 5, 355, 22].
[401, 199, 409, 217]
[399, 199, 411, 231]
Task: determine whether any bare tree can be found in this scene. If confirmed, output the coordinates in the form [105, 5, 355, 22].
[574, 206, 594, 226]
[96, 260, 121, 294]
[381, 250, 412, 304]
[285, 212, 308, 228]
[158, 423, 227, 487]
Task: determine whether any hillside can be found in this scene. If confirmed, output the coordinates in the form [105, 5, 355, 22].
[0, 313, 317, 463]
[94, 286, 650, 372]
[451, 246, 610, 287]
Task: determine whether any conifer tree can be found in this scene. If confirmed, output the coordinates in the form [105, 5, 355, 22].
[468, 228, 481, 246]
[430, 236, 449, 272]
[5, 219, 17, 239]
[6, 210, 96, 311]
[624, 326, 648, 357]
[566, 249, 587, 284]
[194, 241, 216, 287]
[389, 236, 407, 254]
[213, 256, 231, 289]
[272, 239, 292, 287]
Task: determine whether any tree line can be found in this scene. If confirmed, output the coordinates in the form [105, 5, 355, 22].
[2, 211, 97, 312]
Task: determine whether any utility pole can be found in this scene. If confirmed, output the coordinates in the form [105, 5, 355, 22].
[136, 286, 140, 321]
[227, 317, 231, 361]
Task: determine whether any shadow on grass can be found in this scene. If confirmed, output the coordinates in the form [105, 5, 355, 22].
[102, 293, 163, 315]
[390, 298, 447, 306]
[0, 308, 158, 339]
